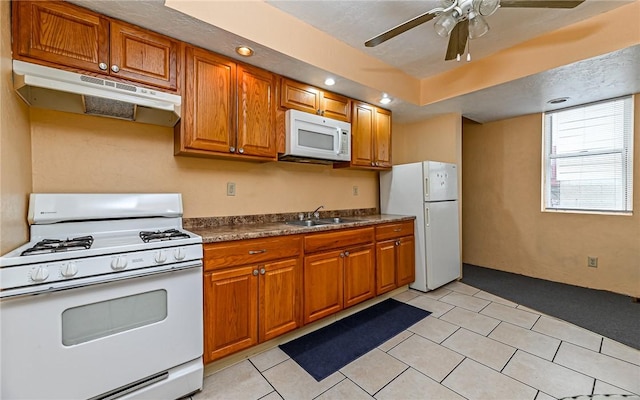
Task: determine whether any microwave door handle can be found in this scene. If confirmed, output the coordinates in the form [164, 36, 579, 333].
[336, 128, 342, 154]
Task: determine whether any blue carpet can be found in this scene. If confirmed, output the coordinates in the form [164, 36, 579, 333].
[279, 299, 430, 381]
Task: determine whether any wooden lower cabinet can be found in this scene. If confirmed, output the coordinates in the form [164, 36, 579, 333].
[303, 249, 344, 324]
[343, 244, 375, 308]
[303, 228, 376, 324]
[259, 258, 301, 342]
[203, 236, 302, 363]
[204, 265, 258, 362]
[375, 221, 416, 294]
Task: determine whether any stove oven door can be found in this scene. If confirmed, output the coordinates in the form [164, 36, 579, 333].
[0, 263, 203, 400]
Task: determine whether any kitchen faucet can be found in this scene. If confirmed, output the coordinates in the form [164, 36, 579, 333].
[310, 205, 324, 219]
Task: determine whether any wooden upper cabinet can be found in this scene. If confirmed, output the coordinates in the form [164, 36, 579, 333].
[280, 78, 351, 122]
[109, 21, 179, 90]
[351, 102, 375, 168]
[180, 46, 236, 155]
[13, 1, 109, 73]
[13, 0, 180, 91]
[176, 46, 277, 161]
[237, 64, 277, 158]
[374, 107, 392, 168]
[347, 101, 392, 170]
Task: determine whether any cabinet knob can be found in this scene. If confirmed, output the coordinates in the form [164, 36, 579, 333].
[371, 162, 375, 166]
[260, 268, 266, 275]
[111, 65, 120, 73]
[344, 251, 350, 257]
[340, 252, 345, 258]
[238, 148, 244, 154]
[252, 269, 259, 276]
[229, 146, 236, 153]
[248, 249, 267, 255]
[316, 109, 322, 115]
[395, 241, 400, 246]
[98, 62, 108, 71]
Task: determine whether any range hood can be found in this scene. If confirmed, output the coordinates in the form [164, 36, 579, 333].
[12, 60, 181, 127]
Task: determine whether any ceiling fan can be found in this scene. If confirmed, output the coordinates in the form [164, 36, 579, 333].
[365, 0, 585, 61]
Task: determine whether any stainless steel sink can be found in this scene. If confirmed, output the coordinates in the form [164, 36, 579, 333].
[285, 219, 330, 227]
[285, 217, 357, 227]
[318, 217, 356, 224]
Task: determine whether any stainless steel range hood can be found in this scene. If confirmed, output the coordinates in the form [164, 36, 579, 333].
[12, 60, 181, 127]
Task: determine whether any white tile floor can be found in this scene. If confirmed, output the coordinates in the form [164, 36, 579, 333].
[192, 282, 640, 400]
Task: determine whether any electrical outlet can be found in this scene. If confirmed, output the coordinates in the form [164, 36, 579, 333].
[353, 186, 359, 196]
[227, 182, 236, 196]
[587, 256, 598, 268]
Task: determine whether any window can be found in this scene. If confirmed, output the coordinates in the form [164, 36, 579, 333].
[543, 96, 634, 213]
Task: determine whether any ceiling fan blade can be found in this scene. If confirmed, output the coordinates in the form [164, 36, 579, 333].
[445, 19, 469, 61]
[365, 11, 437, 47]
[500, 0, 584, 8]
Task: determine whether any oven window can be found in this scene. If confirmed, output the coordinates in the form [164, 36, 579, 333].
[298, 129, 334, 151]
[61, 290, 167, 346]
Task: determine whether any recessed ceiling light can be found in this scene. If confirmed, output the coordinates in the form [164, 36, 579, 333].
[235, 46, 254, 57]
[324, 78, 336, 86]
[547, 97, 570, 104]
[379, 94, 392, 105]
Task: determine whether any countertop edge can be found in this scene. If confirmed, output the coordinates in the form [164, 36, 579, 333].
[190, 215, 416, 244]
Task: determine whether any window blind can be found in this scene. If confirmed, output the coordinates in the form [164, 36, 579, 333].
[543, 96, 634, 213]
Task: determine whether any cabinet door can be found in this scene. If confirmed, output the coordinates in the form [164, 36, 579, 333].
[321, 91, 351, 122]
[237, 64, 277, 159]
[396, 236, 416, 287]
[13, 1, 109, 73]
[374, 107, 392, 168]
[182, 46, 236, 154]
[375, 240, 397, 295]
[109, 21, 179, 90]
[303, 250, 344, 324]
[259, 258, 301, 342]
[280, 79, 321, 115]
[203, 266, 258, 363]
[351, 101, 375, 167]
[343, 244, 375, 308]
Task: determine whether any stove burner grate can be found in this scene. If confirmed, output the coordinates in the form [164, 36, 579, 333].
[20, 236, 94, 256]
[139, 229, 189, 243]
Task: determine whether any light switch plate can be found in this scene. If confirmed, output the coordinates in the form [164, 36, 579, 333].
[227, 182, 236, 196]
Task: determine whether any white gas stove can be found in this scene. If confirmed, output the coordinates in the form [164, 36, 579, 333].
[1, 193, 204, 400]
[0, 193, 203, 298]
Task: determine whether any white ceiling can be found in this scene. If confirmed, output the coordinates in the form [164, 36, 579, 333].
[72, 0, 640, 124]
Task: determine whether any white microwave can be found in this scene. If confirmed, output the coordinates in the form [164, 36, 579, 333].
[280, 109, 351, 163]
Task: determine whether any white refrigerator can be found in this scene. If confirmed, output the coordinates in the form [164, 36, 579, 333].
[380, 161, 461, 292]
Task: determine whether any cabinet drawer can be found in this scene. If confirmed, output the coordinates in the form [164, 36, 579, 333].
[204, 236, 302, 271]
[375, 221, 414, 241]
[304, 227, 374, 253]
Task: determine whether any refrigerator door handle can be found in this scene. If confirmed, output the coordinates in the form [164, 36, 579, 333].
[424, 178, 429, 199]
[425, 205, 430, 226]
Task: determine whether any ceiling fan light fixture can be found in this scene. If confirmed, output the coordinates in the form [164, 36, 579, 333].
[468, 13, 490, 39]
[472, 0, 500, 16]
[434, 11, 459, 37]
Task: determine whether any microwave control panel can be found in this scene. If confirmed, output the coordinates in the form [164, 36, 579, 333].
[339, 130, 349, 155]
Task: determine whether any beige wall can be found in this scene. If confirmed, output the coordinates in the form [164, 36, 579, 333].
[0, 1, 32, 254]
[392, 113, 462, 165]
[30, 109, 378, 218]
[462, 96, 640, 297]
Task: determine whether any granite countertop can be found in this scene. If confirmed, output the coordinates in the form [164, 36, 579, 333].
[186, 214, 415, 244]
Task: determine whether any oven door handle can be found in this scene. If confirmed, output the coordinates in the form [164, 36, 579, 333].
[0, 261, 202, 300]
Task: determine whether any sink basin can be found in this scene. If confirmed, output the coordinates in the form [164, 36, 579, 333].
[319, 217, 357, 224]
[286, 219, 330, 227]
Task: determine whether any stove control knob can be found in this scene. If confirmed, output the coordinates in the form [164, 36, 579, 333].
[174, 248, 186, 261]
[61, 262, 78, 278]
[111, 256, 128, 271]
[154, 250, 167, 264]
[31, 266, 50, 282]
